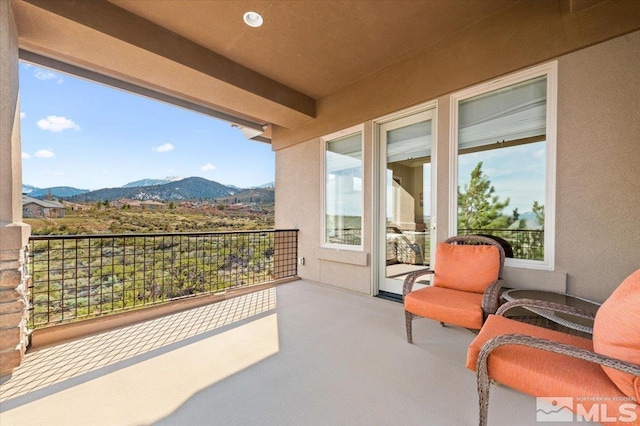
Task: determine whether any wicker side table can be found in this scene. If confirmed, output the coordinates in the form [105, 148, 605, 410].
[501, 289, 601, 335]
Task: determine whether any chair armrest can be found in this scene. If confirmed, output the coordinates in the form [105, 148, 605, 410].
[481, 279, 505, 317]
[496, 299, 596, 321]
[478, 333, 640, 377]
[476, 333, 640, 426]
[402, 269, 434, 296]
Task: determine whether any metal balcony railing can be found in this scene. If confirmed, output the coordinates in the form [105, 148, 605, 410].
[457, 228, 544, 260]
[28, 229, 298, 328]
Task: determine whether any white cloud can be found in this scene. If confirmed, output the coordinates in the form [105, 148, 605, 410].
[22, 152, 31, 159]
[34, 69, 63, 84]
[35, 149, 55, 158]
[37, 116, 81, 132]
[152, 143, 174, 153]
[533, 147, 546, 158]
[20, 112, 26, 120]
[201, 163, 216, 172]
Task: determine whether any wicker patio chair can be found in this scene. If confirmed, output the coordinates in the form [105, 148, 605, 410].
[403, 235, 506, 343]
[467, 269, 640, 426]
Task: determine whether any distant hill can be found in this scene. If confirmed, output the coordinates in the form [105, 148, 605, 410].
[508, 211, 542, 230]
[255, 182, 274, 189]
[214, 188, 274, 204]
[22, 184, 38, 194]
[122, 176, 182, 188]
[70, 177, 236, 202]
[24, 186, 89, 198]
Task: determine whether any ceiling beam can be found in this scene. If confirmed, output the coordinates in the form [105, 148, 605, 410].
[17, 0, 316, 126]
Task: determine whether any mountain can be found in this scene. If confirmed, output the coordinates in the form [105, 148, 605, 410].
[70, 177, 236, 202]
[214, 188, 274, 204]
[509, 211, 542, 230]
[255, 182, 274, 189]
[24, 185, 89, 198]
[22, 184, 38, 194]
[122, 176, 182, 188]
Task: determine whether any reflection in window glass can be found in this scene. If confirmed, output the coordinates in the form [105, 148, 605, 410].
[457, 76, 547, 261]
[325, 132, 362, 247]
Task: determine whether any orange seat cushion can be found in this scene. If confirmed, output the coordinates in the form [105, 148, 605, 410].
[593, 269, 640, 401]
[432, 243, 500, 293]
[467, 315, 638, 421]
[404, 286, 484, 329]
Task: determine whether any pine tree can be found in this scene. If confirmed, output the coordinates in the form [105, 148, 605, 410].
[458, 162, 510, 230]
[532, 200, 544, 227]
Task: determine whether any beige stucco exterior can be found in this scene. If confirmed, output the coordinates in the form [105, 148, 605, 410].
[275, 31, 640, 303]
[554, 32, 640, 300]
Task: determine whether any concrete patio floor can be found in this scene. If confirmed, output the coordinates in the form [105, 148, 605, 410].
[0, 280, 545, 426]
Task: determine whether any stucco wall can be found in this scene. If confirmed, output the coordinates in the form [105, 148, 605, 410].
[275, 127, 373, 294]
[555, 31, 640, 301]
[276, 140, 322, 282]
[275, 31, 640, 301]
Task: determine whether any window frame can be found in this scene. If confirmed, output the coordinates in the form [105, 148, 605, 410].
[448, 62, 558, 270]
[321, 124, 365, 251]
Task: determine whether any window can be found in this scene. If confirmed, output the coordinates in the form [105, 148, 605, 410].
[450, 62, 557, 269]
[323, 126, 364, 249]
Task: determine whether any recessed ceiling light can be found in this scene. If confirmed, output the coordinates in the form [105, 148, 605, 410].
[243, 11, 263, 28]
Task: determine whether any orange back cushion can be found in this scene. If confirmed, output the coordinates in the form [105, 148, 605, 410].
[432, 242, 500, 294]
[593, 268, 640, 401]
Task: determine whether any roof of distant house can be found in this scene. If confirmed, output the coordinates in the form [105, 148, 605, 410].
[22, 195, 65, 209]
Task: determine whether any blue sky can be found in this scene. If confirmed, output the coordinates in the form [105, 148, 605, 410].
[458, 142, 546, 213]
[19, 62, 275, 190]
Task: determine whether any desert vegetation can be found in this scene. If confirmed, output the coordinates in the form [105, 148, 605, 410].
[26, 203, 282, 328]
[25, 203, 274, 235]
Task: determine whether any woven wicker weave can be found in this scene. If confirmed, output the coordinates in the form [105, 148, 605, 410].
[403, 235, 506, 343]
[497, 298, 597, 334]
[475, 301, 640, 426]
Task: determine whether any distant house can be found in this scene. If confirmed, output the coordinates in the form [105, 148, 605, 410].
[62, 201, 91, 211]
[112, 199, 166, 210]
[22, 195, 66, 218]
[226, 203, 245, 211]
[140, 200, 166, 210]
[112, 198, 140, 209]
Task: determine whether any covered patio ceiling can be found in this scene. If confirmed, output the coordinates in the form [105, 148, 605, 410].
[13, 0, 516, 129]
[11, 0, 640, 144]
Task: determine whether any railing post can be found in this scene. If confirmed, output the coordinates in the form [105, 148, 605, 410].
[0, 0, 32, 377]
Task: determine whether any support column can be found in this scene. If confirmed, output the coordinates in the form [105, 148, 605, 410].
[1, 0, 31, 377]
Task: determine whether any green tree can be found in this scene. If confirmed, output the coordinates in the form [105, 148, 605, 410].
[532, 201, 544, 228]
[458, 162, 510, 229]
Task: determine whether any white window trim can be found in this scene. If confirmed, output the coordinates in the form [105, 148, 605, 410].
[321, 124, 365, 251]
[449, 61, 557, 270]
